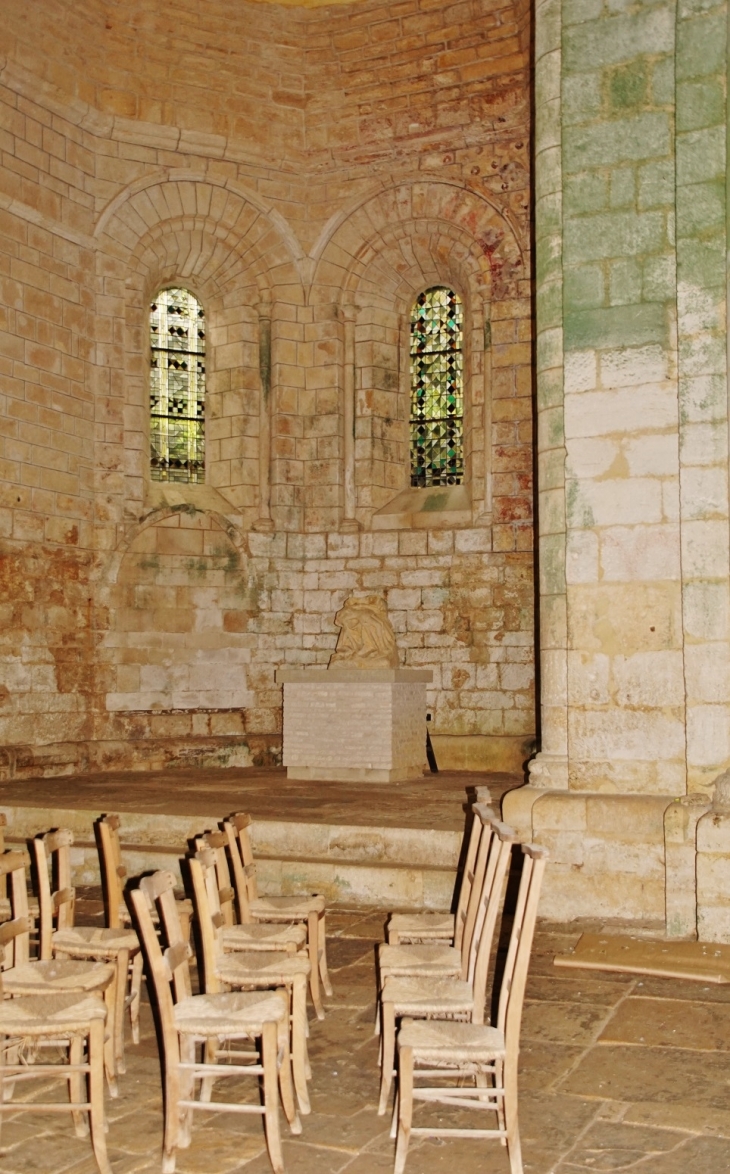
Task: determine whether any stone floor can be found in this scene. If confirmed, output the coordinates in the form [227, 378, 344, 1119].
[2, 897, 730, 1174]
[0, 767, 522, 832]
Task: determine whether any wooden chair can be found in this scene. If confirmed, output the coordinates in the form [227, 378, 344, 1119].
[387, 803, 495, 946]
[0, 849, 119, 1094]
[197, 831, 308, 954]
[0, 813, 39, 933]
[0, 946, 112, 1174]
[378, 823, 517, 1114]
[95, 813, 193, 942]
[380, 803, 507, 986]
[190, 850, 312, 1116]
[33, 828, 142, 1076]
[393, 844, 549, 1174]
[130, 871, 300, 1174]
[224, 812, 331, 1019]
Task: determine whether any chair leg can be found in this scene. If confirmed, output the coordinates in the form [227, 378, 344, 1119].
[291, 975, 311, 1115]
[102, 972, 119, 1098]
[0, 1032, 6, 1141]
[177, 1035, 195, 1147]
[378, 1000, 396, 1115]
[162, 1046, 182, 1174]
[88, 1019, 113, 1174]
[113, 948, 130, 1075]
[504, 1061, 523, 1174]
[198, 1037, 217, 1104]
[318, 912, 333, 997]
[129, 950, 143, 1046]
[276, 1020, 302, 1135]
[307, 910, 325, 1020]
[262, 1020, 284, 1174]
[393, 1044, 413, 1174]
[69, 1032, 89, 1139]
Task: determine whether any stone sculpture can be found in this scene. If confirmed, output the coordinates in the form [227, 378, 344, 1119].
[329, 595, 400, 670]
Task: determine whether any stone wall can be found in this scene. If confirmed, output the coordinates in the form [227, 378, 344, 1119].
[506, 0, 730, 930]
[0, 0, 534, 778]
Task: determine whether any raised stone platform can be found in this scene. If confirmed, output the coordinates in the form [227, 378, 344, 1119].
[277, 667, 432, 783]
[0, 766, 522, 909]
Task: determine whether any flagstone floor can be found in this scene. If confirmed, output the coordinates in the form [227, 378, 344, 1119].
[1, 901, 730, 1174]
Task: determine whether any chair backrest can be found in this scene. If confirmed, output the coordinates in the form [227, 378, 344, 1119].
[33, 828, 76, 961]
[227, 813, 259, 902]
[459, 804, 504, 977]
[198, 831, 237, 927]
[468, 821, 520, 1024]
[221, 819, 254, 924]
[453, 803, 494, 952]
[129, 876, 188, 1071]
[188, 851, 225, 994]
[496, 844, 548, 1076]
[138, 869, 193, 1003]
[0, 813, 7, 900]
[96, 814, 127, 928]
[0, 848, 32, 968]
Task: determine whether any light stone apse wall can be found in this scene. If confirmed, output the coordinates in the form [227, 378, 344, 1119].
[0, 0, 534, 779]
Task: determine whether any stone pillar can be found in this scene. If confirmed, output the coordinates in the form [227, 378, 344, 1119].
[697, 777, 730, 941]
[504, 0, 567, 842]
[509, 0, 730, 926]
[340, 304, 359, 533]
[253, 299, 274, 532]
[665, 794, 712, 939]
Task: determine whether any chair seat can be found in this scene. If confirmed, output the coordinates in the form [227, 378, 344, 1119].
[387, 912, 455, 943]
[216, 950, 311, 987]
[379, 943, 461, 977]
[52, 926, 139, 959]
[381, 974, 474, 1015]
[3, 959, 115, 995]
[399, 1018, 505, 1062]
[0, 990, 108, 1034]
[251, 894, 325, 919]
[174, 988, 289, 1037]
[222, 923, 307, 951]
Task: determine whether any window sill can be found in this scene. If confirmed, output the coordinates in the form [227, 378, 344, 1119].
[372, 484, 473, 530]
[145, 480, 237, 517]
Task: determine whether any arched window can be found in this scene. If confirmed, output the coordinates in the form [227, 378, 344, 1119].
[409, 287, 464, 487]
[149, 287, 206, 483]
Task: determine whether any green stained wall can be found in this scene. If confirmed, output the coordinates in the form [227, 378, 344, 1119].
[533, 0, 730, 795]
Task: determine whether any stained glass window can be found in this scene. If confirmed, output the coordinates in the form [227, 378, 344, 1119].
[409, 287, 464, 487]
[149, 288, 206, 483]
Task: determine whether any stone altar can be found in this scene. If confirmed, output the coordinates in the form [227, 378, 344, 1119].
[276, 666, 433, 783]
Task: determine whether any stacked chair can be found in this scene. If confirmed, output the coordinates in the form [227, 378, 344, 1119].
[33, 827, 141, 1081]
[223, 813, 332, 1020]
[376, 797, 549, 1174]
[189, 847, 313, 1115]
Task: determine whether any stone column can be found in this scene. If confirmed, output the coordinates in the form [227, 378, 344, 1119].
[505, 0, 568, 837]
[340, 304, 360, 532]
[253, 298, 274, 532]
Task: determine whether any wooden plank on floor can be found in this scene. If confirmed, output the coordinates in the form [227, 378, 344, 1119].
[554, 933, 730, 984]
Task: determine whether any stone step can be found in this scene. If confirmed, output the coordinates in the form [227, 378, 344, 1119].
[1, 803, 461, 911]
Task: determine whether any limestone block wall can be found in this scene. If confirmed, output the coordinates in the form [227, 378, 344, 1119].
[505, 0, 730, 930]
[0, 0, 534, 779]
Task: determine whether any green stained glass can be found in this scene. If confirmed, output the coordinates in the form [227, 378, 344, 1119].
[409, 287, 464, 487]
[149, 287, 206, 483]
